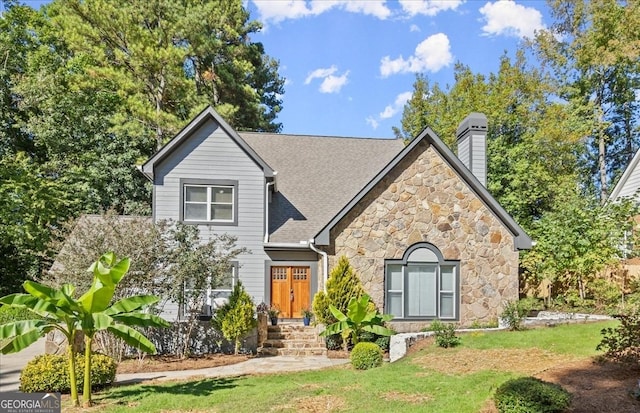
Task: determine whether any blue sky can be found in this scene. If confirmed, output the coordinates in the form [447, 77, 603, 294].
[11, 0, 551, 139]
[247, 0, 550, 138]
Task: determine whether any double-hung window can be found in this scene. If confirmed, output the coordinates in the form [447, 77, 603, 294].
[386, 243, 459, 320]
[180, 179, 237, 225]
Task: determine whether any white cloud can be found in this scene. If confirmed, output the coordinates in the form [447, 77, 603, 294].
[380, 33, 453, 77]
[379, 91, 412, 119]
[305, 65, 349, 93]
[399, 0, 463, 17]
[366, 116, 379, 130]
[305, 66, 338, 84]
[319, 70, 350, 93]
[479, 1, 545, 38]
[409, 24, 420, 32]
[252, 0, 391, 24]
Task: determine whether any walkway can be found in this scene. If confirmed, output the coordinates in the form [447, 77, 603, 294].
[0, 341, 348, 392]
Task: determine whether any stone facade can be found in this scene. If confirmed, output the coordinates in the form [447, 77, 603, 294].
[324, 140, 520, 331]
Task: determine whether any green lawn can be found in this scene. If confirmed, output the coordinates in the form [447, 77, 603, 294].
[84, 321, 616, 413]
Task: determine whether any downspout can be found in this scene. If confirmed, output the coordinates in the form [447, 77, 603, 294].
[309, 240, 328, 293]
[264, 181, 275, 243]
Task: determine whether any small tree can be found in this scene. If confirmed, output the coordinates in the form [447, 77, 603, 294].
[159, 223, 247, 357]
[217, 281, 256, 354]
[0, 252, 169, 408]
[320, 294, 394, 351]
[313, 256, 364, 325]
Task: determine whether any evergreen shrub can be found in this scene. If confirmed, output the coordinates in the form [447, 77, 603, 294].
[350, 342, 383, 370]
[20, 353, 116, 393]
[494, 377, 571, 413]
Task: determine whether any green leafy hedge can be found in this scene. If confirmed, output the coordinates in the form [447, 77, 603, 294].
[350, 342, 383, 370]
[20, 353, 116, 393]
[0, 305, 39, 325]
[494, 377, 571, 413]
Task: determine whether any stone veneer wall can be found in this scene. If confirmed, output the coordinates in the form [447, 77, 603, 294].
[324, 140, 520, 332]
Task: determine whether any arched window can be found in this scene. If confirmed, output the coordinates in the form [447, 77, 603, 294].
[385, 243, 459, 320]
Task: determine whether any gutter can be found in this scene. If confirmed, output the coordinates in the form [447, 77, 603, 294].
[309, 240, 328, 293]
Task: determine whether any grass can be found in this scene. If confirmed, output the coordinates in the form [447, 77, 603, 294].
[79, 321, 617, 413]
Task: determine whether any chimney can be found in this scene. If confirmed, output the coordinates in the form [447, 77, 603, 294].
[456, 112, 488, 186]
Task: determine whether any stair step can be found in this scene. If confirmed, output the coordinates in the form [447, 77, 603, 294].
[259, 347, 327, 357]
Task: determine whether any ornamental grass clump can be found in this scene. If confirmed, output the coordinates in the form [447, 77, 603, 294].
[350, 342, 383, 370]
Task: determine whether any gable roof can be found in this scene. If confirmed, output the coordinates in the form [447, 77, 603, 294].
[141, 106, 274, 180]
[609, 148, 640, 202]
[313, 127, 533, 250]
[240, 132, 404, 243]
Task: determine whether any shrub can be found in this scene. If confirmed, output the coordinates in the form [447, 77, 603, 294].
[350, 342, 383, 370]
[430, 320, 460, 348]
[500, 300, 530, 331]
[20, 353, 116, 393]
[312, 256, 364, 326]
[216, 281, 256, 355]
[325, 333, 343, 350]
[0, 305, 38, 325]
[597, 308, 640, 363]
[375, 335, 391, 351]
[494, 377, 571, 413]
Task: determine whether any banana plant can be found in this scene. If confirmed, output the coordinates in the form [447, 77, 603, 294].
[0, 252, 169, 408]
[319, 294, 394, 348]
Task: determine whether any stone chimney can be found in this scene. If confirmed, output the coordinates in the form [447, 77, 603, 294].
[456, 113, 488, 186]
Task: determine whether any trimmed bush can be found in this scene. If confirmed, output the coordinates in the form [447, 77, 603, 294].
[494, 377, 571, 413]
[0, 305, 39, 325]
[312, 256, 364, 326]
[350, 342, 383, 370]
[430, 320, 460, 348]
[20, 353, 116, 393]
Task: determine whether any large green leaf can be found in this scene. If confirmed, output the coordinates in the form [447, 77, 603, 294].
[362, 324, 395, 337]
[319, 320, 350, 337]
[107, 257, 130, 284]
[22, 281, 58, 301]
[104, 295, 159, 316]
[78, 284, 115, 314]
[0, 293, 39, 308]
[328, 305, 348, 322]
[0, 326, 44, 354]
[107, 324, 156, 354]
[91, 312, 114, 330]
[111, 312, 170, 328]
[0, 320, 43, 339]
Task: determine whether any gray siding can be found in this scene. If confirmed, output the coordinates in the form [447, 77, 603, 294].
[153, 118, 268, 320]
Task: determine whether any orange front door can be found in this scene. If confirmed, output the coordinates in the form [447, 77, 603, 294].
[270, 266, 311, 318]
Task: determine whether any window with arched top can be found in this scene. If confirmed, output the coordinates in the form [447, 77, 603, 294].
[385, 243, 459, 320]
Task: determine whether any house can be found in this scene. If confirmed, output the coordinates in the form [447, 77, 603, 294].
[141, 107, 531, 332]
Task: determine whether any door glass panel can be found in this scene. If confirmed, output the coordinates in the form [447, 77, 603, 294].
[407, 264, 436, 317]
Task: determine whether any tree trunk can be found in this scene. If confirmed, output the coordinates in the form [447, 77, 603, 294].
[67, 335, 79, 407]
[82, 335, 93, 408]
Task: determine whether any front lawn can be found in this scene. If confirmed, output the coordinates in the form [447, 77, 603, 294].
[75, 321, 640, 413]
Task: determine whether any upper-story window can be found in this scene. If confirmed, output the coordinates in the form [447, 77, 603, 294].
[180, 179, 238, 225]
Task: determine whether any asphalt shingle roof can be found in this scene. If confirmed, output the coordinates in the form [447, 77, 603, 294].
[240, 132, 405, 243]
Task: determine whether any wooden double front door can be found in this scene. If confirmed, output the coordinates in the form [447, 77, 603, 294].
[270, 266, 311, 318]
